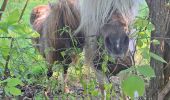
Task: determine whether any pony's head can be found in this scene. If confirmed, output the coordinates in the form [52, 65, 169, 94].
[100, 11, 130, 58]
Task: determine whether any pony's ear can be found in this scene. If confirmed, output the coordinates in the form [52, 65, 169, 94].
[48, 2, 52, 8]
[48, 2, 56, 10]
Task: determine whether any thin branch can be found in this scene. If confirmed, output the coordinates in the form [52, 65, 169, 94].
[0, 0, 8, 20]
[18, 0, 29, 22]
[4, 38, 14, 78]
[158, 62, 170, 100]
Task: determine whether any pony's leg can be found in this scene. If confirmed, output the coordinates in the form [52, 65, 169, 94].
[46, 51, 58, 78]
[63, 65, 69, 93]
[95, 70, 108, 100]
[84, 37, 108, 99]
[62, 56, 72, 93]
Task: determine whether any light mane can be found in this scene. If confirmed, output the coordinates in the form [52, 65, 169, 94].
[76, 0, 140, 36]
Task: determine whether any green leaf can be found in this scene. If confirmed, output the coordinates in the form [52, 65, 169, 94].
[118, 67, 135, 75]
[137, 39, 143, 47]
[150, 52, 167, 63]
[31, 66, 44, 75]
[5, 86, 22, 96]
[138, 32, 148, 39]
[134, 18, 148, 28]
[122, 75, 145, 99]
[30, 31, 40, 38]
[0, 21, 8, 33]
[7, 78, 23, 87]
[137, 65, 155, 78]
[141, 49, 150, 59]
[61, 51, 66, 58]
[152, 39, 160, 45]
[6, 9, 20, 24]
[91, 90, 99, 96]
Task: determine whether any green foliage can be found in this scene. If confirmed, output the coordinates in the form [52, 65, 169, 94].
[137, 65, 155, 78]
[150, 52, 167, 63]
[1, 78, 23, 96]
[120, 2, 165, 98]
[0, 5, 47, 98]
[122, 75, 145, 99]
[0, 0, 168, 99]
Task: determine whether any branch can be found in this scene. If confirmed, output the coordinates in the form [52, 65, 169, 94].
[158, 61, 170, 100]
[0, 0, 8, 20]
[4, 38, 14, 78]
[18, 0, 29, 22]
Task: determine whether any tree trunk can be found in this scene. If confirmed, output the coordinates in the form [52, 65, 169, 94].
[145, 0, 170, 99]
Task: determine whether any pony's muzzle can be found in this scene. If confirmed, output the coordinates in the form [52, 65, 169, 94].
[105, 34, 129, 58]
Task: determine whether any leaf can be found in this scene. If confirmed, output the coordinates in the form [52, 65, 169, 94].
[5, 86, 22, 96]
[118, 67, 135, 75]
[30, 31, 40, 38]
[152, 39, 160, 45]
[134, 18, 148, 28]
[61, 51, 66, 58]
[150, 52, 167, 63]
[137, 65, 155, 78]
[0, 22, 8, 33]
[141, 49, 150, 59]
[7, 78, 23, 87]
[31, 66, 44, 75]
[122, 75, 145, 99]
[137, 39, 143, 47]
[6, 9, 20, 24]
[91, 90, 99, 96]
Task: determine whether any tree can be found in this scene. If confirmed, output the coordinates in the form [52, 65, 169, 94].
[145, 0, 170, 99]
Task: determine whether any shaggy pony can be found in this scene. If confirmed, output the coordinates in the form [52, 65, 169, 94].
[30, 0, 140, 97]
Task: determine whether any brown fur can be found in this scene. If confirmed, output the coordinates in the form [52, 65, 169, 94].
[30, 5, 50, 56]
[42, 0, 83, 65]
[30, 0, 84, 76]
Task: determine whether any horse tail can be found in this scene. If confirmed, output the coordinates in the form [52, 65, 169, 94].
[42, 0, 80, 66]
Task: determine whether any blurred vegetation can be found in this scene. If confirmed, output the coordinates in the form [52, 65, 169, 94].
[0, 0, 165, 99]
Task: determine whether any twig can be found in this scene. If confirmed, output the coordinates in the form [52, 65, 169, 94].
[18, 0, 29, 22]
[4, 39, 14, 78]
[158, 61, 170, 100]
[0, 0, 8, 20]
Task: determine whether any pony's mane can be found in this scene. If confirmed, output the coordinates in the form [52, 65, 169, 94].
[76, 0, 140, 36]
[43, 0, 80, 49]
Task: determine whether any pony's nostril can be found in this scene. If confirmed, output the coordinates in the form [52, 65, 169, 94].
[105, 36, 111, 46]
[124, 35, 129, 45]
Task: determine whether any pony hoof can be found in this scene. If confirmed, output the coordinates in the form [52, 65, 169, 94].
[47, 70, 53, 78]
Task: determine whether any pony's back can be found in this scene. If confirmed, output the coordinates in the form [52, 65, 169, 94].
[30, 5, 50, 33]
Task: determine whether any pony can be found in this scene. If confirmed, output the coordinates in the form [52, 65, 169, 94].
[30, 0, 140, 97]
[77, 0, 139, 97]
[30, 0, 85, 93]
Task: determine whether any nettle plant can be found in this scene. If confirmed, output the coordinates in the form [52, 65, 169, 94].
[0, 9, 47, 97]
